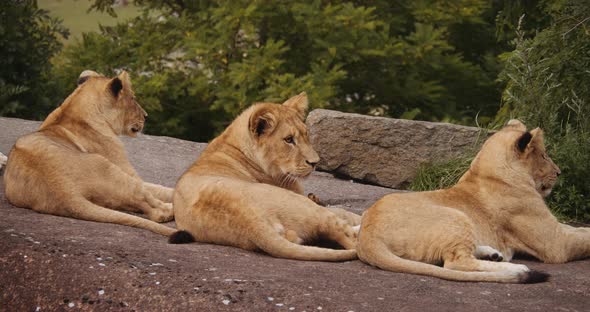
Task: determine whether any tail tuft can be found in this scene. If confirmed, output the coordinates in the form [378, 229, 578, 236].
[520, 270, 550, 284]
[168, 230, 195, 244]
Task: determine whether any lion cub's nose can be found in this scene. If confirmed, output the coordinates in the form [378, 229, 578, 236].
[306, 160, 318, 167]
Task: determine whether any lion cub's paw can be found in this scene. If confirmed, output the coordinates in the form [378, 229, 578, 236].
[342, 223, 358, 240]
[149, 210, 174, 223]
[0, 152, 7, 170]
[307, 193, 325, 206]
[149, 203, 174, 223]
[474, 245, 504, 262]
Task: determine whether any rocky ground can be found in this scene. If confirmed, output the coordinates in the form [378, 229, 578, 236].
[0, 116, 588, 311]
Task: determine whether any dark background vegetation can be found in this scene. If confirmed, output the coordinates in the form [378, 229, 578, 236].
[1, 0, 588, 222]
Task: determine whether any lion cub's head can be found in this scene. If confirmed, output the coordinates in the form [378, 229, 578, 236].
[73, 70, 147, 137]
[246, 92, 320, 183]
[470, 119, 561, 196]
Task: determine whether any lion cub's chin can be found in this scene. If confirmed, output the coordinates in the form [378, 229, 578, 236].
[293, 169, 314, 179]
[126, 125, 144, 137]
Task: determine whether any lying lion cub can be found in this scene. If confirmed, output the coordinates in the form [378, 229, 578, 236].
[3, 70, 175, 236]
[171, 93, 360, 261]
[358, 120, 589, 283]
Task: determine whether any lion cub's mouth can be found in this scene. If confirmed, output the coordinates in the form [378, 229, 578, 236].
[130, 123, 144, 134]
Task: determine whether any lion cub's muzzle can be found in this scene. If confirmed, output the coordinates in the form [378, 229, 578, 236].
[306, 159, 319, 168]
[129, 107, 148, 134]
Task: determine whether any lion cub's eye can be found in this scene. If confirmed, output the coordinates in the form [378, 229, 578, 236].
[284, 136, 295, 145]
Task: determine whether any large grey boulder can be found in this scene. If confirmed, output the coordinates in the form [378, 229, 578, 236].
[307, 109, 488, 189]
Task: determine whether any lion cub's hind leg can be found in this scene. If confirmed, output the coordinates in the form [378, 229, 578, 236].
[82, 156, 174, 222]
[274, 223, 304, 245]
[434, 224, 525, 273]
[443, 244, 527, 273]
[445, 254, 530, 274]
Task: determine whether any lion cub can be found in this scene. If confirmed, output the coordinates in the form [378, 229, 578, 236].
[3, 71, 175, 236]
[358, 120, 588, 283]
[170, 93, 360, 261]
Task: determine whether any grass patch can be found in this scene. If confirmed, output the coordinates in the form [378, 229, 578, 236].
[410, 128, 488, 192]
[38, 0, 141, 44]
[409, 154, 474, 191]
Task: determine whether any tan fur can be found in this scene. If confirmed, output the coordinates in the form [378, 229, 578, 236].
[3, 71, 176, 236]
[358, 120, 588, 283]
[173, 93, 361, 261]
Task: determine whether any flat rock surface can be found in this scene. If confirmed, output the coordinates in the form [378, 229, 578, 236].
[1, 116, 589, 311]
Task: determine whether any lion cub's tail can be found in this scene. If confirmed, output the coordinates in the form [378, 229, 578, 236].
[253, 223, 357, 262]
[358, 240, 549, 284]
[169, 230, 195, 244]
[168, 224, 356, 261]
[71, 199, 176, 237]
[255, 234, 357, 262]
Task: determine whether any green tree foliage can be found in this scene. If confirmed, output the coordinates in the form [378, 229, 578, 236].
[50, 0, 507, 141]
[0, 0, 68, 119]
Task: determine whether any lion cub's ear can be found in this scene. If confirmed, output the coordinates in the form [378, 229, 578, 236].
[529, 127, 545, 147]
[108, 71, 132, 98]
[282, 92, 309, 120]
[517, 127, 545, 154]
[249, 106, 276, 137]
[108, 77, 123, 98]
[77, 70, 101, 86]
